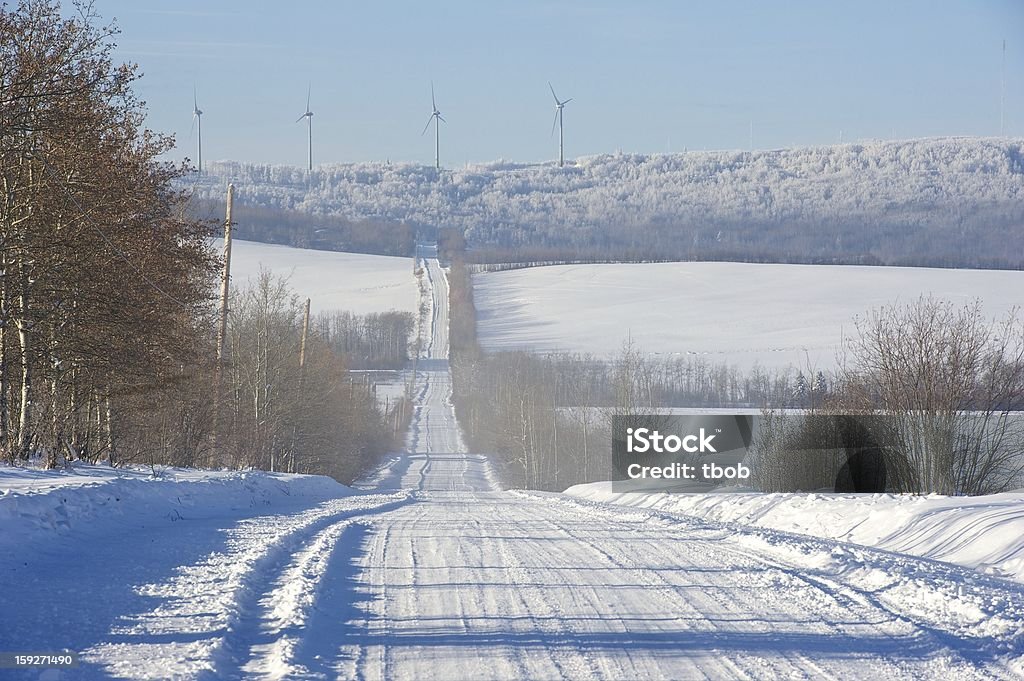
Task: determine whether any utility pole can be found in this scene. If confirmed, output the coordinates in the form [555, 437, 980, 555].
[299, 297, 311, 370]
[212, 183, 234, 465]
[289, 297, 311, 474]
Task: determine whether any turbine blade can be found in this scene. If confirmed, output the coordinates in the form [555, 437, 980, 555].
[189, 114, 196, 137]
[551, 110, 559, 137]
[296, 113, 307, 123]
[193, 84, 198, 110]
[437, 114, 446, 123]
[562, 97, 573, 105]
[422, 116, 434, 136]
[549, 82, 560, 104]
[431, 81, 436, 110]
[306, 83, 311, 112]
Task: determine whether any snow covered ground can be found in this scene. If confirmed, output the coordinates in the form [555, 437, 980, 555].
[474, 261, 1024, 369]
[0, 463, 410, 679]
[3, 247, 1024, 679]
[223, 239, 417, 315]
[0, 464, 345, 553]
[564, 483, 1024, 583]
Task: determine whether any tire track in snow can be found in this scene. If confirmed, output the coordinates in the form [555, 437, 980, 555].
[515, 490, 1023, 678]
[84, 492, 409, 680]
[222, 494, 412, 681]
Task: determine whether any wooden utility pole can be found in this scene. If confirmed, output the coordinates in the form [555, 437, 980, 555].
[216, 184, 235, 363]
[289, 297, 311, 473]
[298, 297, 311, 370]
[212, 184, 234, 465]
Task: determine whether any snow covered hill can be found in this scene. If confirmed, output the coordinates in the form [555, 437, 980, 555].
[473, 260, 1024, 369]
[190, 137, 1024, 260]
[224, 239, 417, 315]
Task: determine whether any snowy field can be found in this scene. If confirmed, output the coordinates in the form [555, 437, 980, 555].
[4, 250, 1024, 678]
[223, 239, 417, 315]
[474, 261, 1024, 369]
[565, 483, 1024, 583]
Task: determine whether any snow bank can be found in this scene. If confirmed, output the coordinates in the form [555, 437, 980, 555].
[0, 463, 349, 550]
[564, 482, 1024, 582]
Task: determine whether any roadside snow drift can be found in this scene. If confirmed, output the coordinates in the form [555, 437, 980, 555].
[0, 463, 348, 551]
[564, 483, 1024, 582]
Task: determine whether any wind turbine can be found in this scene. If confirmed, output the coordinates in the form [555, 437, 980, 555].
[421, 82, 445, 170]
[296, 85, 314, 171]
[549, 82, 572, 167]
[191, 85, 203, 174]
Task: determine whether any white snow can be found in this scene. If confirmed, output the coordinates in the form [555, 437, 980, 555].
[473, 261, 1024, 368]
[564, 482, 1024, 582]
[221, 238, 417, 315]
[0, 463, 347, 553]
[3, 245, 1024, 679]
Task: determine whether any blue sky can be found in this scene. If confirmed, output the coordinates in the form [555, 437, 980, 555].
[85, 0, 1023, 167]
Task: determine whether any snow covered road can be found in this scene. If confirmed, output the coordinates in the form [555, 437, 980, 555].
[332, 252, 1024, 679]
[3, 250, 1023, 679]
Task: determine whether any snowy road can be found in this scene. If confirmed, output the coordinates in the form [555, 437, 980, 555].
[4, 249, 1023, 679]
[331, 255, 1023, 680]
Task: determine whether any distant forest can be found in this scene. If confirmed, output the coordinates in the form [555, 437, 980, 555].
[190, 138, 1024, 268]
[186, 197, 416, 257]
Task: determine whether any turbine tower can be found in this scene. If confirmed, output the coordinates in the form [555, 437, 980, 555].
[549, 82, 572, 167]
[191, 85, 203, 174]
[421, 82, 445, 169]
[296, 85, 314, 171]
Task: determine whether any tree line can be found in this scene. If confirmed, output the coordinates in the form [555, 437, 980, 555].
[186, 197, 416, 257]
[0, 1, 404, 482]
[314, 310, 415, 370]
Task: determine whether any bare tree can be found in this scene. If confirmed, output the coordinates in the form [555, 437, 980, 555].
[840, 297, 1024, 494]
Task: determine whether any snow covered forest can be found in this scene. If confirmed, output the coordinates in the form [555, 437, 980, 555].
[195, 137, 1024, 267]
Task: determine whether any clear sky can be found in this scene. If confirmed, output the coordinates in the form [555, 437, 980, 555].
[78, 0, 1023, 168]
